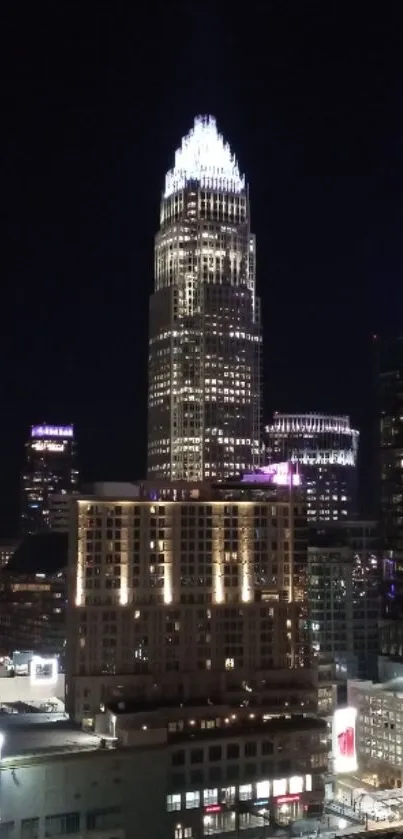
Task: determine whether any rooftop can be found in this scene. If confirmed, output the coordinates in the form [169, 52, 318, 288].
[0, 716, 100, 762]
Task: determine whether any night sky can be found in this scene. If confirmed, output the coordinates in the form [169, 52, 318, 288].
[2, 2, 403, 534]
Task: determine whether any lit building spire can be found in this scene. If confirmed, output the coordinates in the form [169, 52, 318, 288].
[164, 115, 245, 198]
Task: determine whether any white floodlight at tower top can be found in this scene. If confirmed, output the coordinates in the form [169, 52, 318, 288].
[164, 115, 245, 199]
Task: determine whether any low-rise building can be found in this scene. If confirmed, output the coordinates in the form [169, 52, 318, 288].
[348, 679, 403, 788]
[0, 709, 327, 839]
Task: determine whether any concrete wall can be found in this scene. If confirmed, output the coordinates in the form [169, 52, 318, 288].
[0, 674, 65, 707]
[0, 745, 168, 839]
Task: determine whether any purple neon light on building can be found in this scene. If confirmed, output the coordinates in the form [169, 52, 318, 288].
[31, 425, 74, 439]
[242, 462, 301, 487]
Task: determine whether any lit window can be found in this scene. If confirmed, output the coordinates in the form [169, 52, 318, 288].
[305, 774, 312, 792]
[289, 776, 303, 794]
[256, 781, 270, 798]
[225, 658, 234, 670]
[203, 789, 218, 805]
[185, 792, 200, 809]
[239, 784, 252, 801]
[167, 794, 181, 812]
[273, 779, 287, 797]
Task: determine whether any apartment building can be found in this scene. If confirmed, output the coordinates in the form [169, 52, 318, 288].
[66, 479, 324, 717]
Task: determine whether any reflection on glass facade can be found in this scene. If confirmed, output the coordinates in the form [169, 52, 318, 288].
[147, 116, 262, 481]
[265, 413, 359, 522]
[21, 424, 78, 535]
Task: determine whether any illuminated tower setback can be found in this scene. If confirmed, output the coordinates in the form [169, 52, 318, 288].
[147, 116, 262, 481]
[21, 424, 78, 535]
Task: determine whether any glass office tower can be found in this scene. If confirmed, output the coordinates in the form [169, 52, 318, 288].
[147, 116, 262, 481]
[265, 413, 359, 522]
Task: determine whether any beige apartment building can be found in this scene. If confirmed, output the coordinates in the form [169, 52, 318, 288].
[66, 480, 332, 717]
[65, 479, 332, 832]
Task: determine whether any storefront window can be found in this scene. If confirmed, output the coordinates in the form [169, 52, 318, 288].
[256, 781, 270, 798]
[239, 784, 252, 801]
[273, 779, 287, 797]
[289, 776, 303, 794]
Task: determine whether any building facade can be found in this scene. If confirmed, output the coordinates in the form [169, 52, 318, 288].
[0, 712, 327, 839]
[265, 413, 359, 522]
[0, 533, 67, 659]
[67, 480, 318, 719]
[379, 336, 403, 563]
[21, 424, 79, 535]
[0, 539, 20, 570]
[348, 679, 403, 789]
[376, 337, 403, 672]
[308, 522, 381, 682]
[147, 115, 262, 482]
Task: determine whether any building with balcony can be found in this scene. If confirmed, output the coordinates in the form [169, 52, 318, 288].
[66, 479, 320, 718]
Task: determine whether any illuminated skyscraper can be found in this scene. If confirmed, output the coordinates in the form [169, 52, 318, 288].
[147, 116, 262, 481]
[265, 413, 359, 522]
[21, 424, 78, 535]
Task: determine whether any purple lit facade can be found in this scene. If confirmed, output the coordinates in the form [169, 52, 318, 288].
[21, 425, 78, 535]
[31, 425, 74, 439]
[242, 462, 301, 487]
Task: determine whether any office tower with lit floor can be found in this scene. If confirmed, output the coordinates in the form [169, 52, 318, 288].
[21, 424, 79, 535]
[265, 413, 359, 522]
[147, 116, 262, 481]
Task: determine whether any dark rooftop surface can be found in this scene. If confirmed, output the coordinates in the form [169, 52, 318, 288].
[0, 716, 99, 760]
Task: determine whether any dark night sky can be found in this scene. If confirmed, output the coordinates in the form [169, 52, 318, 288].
[1, 2, 403, 534]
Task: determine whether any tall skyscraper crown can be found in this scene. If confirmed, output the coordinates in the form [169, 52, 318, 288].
[164, 115, 245, 198]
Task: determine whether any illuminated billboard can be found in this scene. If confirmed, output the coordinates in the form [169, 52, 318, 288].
[31, 425, 73, 439]
[332, 707, 357, 774]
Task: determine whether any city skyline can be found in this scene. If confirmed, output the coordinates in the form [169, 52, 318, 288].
[2, 4, 402, 535]
[1, 6, 403, 835]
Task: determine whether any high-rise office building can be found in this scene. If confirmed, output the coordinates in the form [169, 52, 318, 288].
[308, 521, 381, 681]
[147, 116, 262, 481]
[377, 337, 403, 671]
[379, 336, 403, 556]
[21, 424, 78, 535]
[265, 413, 359, 522]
